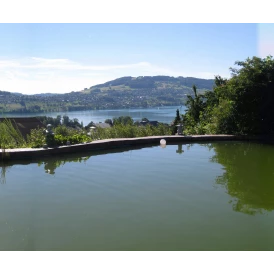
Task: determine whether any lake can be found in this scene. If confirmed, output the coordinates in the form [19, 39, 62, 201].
[1, 141, 274, 251]
[0, 106, 185, 126]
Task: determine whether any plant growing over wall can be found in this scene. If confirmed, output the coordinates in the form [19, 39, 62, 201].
[0, 118, 26, 150]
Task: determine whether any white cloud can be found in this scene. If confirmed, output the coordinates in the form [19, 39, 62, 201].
[0, 74, 110, 94]
[0, 57, 151, 71]
[0, 56, 217, 94]
[0, 57, 153, 94]
[0, 60, 21, 69]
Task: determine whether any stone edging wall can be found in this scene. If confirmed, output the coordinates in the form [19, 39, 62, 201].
[0, 134, 264, 161]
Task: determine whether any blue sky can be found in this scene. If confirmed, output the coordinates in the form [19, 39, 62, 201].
[0, 23, 272, 94]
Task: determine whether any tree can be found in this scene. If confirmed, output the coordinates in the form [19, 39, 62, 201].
[183, 56, 274, 135]
[38, 115, 62, 127]
[227, 55, 274, 134]
[105, 119, 113, 126]
[172, 109, 181, 135]
[181, 85, 206, 134]
[62, 115, 69, 126]
[113, 116, 134, 126]
[183, 85, 205, 123]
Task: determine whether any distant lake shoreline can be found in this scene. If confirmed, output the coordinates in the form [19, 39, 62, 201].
[0, 106, 186, 126]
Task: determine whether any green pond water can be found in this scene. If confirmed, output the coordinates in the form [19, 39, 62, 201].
[1, 141, 274, 251]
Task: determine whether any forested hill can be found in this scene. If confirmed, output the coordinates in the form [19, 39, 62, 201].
[0, 76, 214, 114]
[86, 76, 214, 92]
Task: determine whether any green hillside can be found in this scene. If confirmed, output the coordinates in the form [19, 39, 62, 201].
[81, 76, 214, 93]
[0, 76, 214, 113]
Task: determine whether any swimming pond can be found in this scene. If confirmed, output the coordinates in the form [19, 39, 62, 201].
[1, 141, 274, 250]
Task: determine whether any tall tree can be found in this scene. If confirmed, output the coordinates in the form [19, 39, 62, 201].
[183, 56, 274, 135]
[184, 85, 205, 122]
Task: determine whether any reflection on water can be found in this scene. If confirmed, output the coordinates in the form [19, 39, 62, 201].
[1, 142, 274, 216]
[176, 144, 184, 154]
[0, 165, 8, 184]
[1, 143, 186, 179]
[39, 156, 91, 175]
[209, 142, 274, 215]
[179, 141, 274, 215]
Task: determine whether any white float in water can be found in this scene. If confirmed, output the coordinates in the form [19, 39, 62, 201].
[160, 139, 166, 148]
[160, 139, 166, 145]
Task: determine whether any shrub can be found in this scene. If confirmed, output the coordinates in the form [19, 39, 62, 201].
[0, 119, 26, 149]
[27, 127, 46, 148]
[54, 133, 91, 146]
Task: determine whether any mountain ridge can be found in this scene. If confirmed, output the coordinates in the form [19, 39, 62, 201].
[83, 75, 214, 94]
[0, 75, 215, 113]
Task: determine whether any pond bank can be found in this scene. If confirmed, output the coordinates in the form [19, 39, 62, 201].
[0, 134, 269, 161]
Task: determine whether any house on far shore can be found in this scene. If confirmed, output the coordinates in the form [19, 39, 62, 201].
[0, 117, 45, 139]
[94, 122, 112, 129]
[139, 121, 159, 127]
